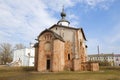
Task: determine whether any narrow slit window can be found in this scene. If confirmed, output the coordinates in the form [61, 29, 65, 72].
[68, 54, 70, 60]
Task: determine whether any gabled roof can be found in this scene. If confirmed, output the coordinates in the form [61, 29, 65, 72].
[38, 29, 64, 42]
[80, 28, 87, 41]
[49, 24, 79, 30]
[49, 24, 87, 41]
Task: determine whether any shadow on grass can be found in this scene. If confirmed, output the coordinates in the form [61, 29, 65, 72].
[107, 78, 120, 80]
[0, 66, 35, 72]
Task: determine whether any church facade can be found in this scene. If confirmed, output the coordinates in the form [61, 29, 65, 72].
[34, 9, 99, 72]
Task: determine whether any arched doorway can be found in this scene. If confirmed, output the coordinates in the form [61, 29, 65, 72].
[46, 55, 51, 71]
[46, 59, 50, 70]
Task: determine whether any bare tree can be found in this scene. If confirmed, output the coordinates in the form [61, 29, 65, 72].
[0, 43, 13, 64]
[14, 43, 25, 49]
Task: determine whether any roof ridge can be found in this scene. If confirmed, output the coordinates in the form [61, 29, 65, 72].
[49, 24, 81, 30]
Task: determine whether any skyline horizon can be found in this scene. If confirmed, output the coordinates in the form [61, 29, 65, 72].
[0, 0, 120, 54]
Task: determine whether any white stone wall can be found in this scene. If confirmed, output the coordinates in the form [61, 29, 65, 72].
[114, 55, 120, 66]
[50, 26, 75, 42]
[12, 48, 35, 66]
[13, 49, 25, 66]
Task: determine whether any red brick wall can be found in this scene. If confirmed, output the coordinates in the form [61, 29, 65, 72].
[64, 41, 73, 70]
[73, 59, 81, 71]
[35, 29, 99, 72]
[90, 63, 99, 71]
[37, 32, 53, 71]
[81, 62, 99, 71]
[52, 39, 64, 72]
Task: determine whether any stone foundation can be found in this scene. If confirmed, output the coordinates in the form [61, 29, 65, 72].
[81, 62, 99, 71]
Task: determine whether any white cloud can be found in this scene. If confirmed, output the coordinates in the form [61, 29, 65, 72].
[104, 23, 120, 44]
[67, 13, 79, 27]
[84, 0, 106, 6]
[0, 0, 58, 46]
[0, 0, 117, 48]
[41, 0, 116, 11]
[42, 0, 75, 12]
[87, 22, 120, 54]
[77, 0, 115, 10]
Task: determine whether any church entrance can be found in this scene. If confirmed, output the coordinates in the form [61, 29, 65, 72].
[46, 59, 50, 70]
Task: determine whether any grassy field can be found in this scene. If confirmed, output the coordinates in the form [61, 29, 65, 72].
[0, 66, 120, 80]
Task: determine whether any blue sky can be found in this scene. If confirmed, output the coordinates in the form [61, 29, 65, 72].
[0, 0, 120, 54]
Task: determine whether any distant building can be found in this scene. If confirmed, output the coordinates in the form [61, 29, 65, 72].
[34, 8, 99, 72]
[114, 54, 120, 66]
[11, 46, 35, 66]
[88, 53, 120, 66]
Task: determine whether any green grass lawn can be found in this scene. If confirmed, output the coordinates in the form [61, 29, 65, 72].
[0, 66, 120, 80]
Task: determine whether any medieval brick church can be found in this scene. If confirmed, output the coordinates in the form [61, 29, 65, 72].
[34, 8, 99, 72]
